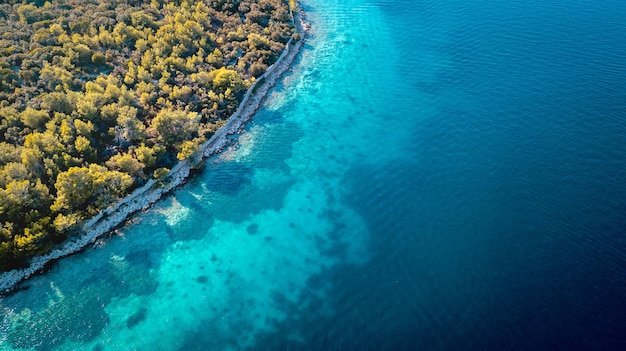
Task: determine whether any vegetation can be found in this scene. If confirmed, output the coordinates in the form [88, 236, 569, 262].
[0, 0, 295, 271]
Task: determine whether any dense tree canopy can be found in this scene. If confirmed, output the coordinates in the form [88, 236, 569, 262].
[0, 0, 296, 270]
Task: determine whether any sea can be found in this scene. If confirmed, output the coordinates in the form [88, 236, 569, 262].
[2, 0, 626, 350]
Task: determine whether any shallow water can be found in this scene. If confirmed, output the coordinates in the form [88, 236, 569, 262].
[3, 0, 626, 350]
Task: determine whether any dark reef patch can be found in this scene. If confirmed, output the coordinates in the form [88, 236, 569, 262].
[247, 223, 259, 235]
[127, 307, 148, 329]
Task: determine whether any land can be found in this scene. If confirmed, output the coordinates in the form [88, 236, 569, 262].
[0, 0, 307, 294]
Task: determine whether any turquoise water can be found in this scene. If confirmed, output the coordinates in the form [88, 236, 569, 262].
[3, 0, 626, 349]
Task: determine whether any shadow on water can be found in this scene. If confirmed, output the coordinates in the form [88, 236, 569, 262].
[201, 162, 254, 196]
[124, 249, 154, 269]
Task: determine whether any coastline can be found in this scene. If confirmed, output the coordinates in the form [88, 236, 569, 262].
[0, 6, 308, 295]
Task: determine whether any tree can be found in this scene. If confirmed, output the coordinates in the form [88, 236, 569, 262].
[91, 53, 107, 66]
[17, 4, 41, 24]
[151, 108, 200, 146]
[50, 167, 93, 213]
[70, 44, 93, 66]
[20, 147, 44, 176]
[74, 136, 96, 161]
[206, 48, 223, 67]
[153, 167, 169, 180]
[0, 142, 22, 165]
[74, 119, 95, 137]
[0, 162, 30, 188]
[0, 240, 14, 271]
[106, 153, 145, 180]
[53, 212, 81, 235]
[170, 86, 193, 102]
[176, 137, 205, 161]
[40, 92, 75, 115]
[247, 33, 270, 50]
[115, 106, 146, 147]
[39, 64, 73, 92]
[249, 62, 268, 77]
[90, 166, 134, 209]
[0, 179, 51, 222]
[24, 131, 65, 157]
[135, 144, 164, 168]
[51, 165, 133, 214]
[20, 108, 50, 130]
[212, 67, 245, 93]
[14, 217, 52, 256]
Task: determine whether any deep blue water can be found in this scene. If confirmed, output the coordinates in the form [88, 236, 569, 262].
[2, 0, 626, 350]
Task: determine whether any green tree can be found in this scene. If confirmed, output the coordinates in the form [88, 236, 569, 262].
[115, 106, 146, 148]
[153, 167, 170, 180]
[51, 165, 133, 214]
[53, 212, 82, 235]
[212, 67, 245, 93]
[176, 137, 205, 161]
[151, 108, 200, 146]
[106, 153, 145, 180]
[74, 119, 95, 137]
[17, 4, 41, 23]
[0, 162, 30, 188]
[14, 217, 53, 256]
[20, 107, 50, 130]
[135, 144, 164, 168]
[91, 53, 107, 66]
[0, 142, 22, 165]
[0, 179, 51, 222]
[74, 136, 96, 161]
[40, 92, 76, 115]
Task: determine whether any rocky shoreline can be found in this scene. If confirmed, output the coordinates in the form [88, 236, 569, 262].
[0, 7, 308, 296]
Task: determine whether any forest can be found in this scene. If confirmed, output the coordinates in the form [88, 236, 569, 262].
[0, 0, 296, 271]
